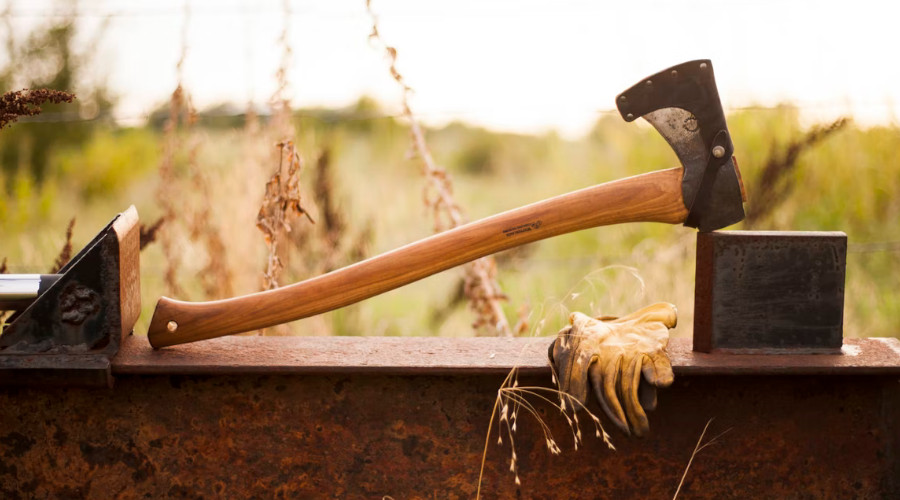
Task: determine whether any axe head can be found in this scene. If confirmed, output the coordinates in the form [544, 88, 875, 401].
[616, 60, 745, 232]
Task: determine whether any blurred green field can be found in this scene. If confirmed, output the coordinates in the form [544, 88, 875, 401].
[2, 102, 898, 339]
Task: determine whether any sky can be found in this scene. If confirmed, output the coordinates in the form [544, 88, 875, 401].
[5, 0, 900, 137]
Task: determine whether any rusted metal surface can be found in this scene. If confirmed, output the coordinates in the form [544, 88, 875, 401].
[0, 355, 112, 387]
[694, 231, 847, 352]
[0, 335, 896, 497]
[0, 369, 897, 498]
[114, 335, 900, 376]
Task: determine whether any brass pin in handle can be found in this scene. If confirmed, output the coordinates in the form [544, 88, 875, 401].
[0, 274, 62, 310]
[148, 167, 691, 348]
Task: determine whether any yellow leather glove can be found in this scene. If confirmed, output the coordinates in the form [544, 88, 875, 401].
[547, 302, 676, 437]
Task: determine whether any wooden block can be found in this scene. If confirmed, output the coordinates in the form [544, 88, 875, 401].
[693, 231, 847, 353]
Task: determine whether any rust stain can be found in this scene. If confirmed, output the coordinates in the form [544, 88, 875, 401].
[0, 373, 896, 498]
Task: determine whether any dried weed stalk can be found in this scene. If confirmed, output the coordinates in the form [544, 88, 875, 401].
[313, 149, 374, 273]
[270, 0, 294, 141]
[255, 1, 372, 290]
[254, 0, 312, 294]
[155, 1, 233, 299]
[366, 0, 512, 336]
[745, 117, 849, 227]
[154, 10, 193, 297]
[314, 150, 343, 250]
[49, 217, 75, 273]
[256, 140, 314, 290]
[672, 419, 731, 499]
[187, 139, 234, 298]
[139, 217, 165, 251]
[0, 89, 75, 129]
[255, 143, 372, 334]
[0, 258, 7, 274]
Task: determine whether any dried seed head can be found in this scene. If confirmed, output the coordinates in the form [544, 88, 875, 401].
[0, 89, 75, 129]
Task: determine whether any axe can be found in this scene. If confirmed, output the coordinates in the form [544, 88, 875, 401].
[148, 59, 746, 348]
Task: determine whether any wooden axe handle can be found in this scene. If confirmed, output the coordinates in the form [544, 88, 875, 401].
[147, 167, 687, 348]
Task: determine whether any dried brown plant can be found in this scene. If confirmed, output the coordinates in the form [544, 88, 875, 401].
[366, 0, 513, 336]
[745, 117, 849, 227]
[187, 142, 234, 299]
[310, 149, 375, 274]
[254, 0, 311, 295]
[672, 419, 731, 499]
[0, 257, 7, 274]
[155, 36, 192, 297]
[139, 217, 165, 251]
[49, 218, 75, 273]
[254, 141, 372, 334]
[313, 149, 347, 272]
[270, 0, 294, 141]
[256, 140, 314, 290]
[0, 89, 75, 129]
[314, 150, 343, 246]
[155, 1, 233, 299]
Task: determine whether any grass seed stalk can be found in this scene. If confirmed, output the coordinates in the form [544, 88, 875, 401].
[476, 362, 614, 498]
[744, 117, 849, 228]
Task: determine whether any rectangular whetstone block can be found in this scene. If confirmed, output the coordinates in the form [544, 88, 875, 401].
[693, 231, 847, 352]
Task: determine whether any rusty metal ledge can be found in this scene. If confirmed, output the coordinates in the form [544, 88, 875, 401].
[113, 335, 900, 376]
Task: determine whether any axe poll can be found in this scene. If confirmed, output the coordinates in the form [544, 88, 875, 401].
[148, 59, 747, 348]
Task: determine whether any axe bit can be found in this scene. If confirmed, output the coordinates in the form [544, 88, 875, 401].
[148, 59, 747, 348]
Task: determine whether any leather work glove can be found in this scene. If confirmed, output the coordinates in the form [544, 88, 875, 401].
[547, 302, 676, 437]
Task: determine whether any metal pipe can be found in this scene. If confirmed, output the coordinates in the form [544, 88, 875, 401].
[0, 274, 61, 309]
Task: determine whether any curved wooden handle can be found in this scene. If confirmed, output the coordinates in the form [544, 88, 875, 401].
[148, 167, 688, 348]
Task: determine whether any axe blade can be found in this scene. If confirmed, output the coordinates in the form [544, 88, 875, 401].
[616, 60, 745, 232]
